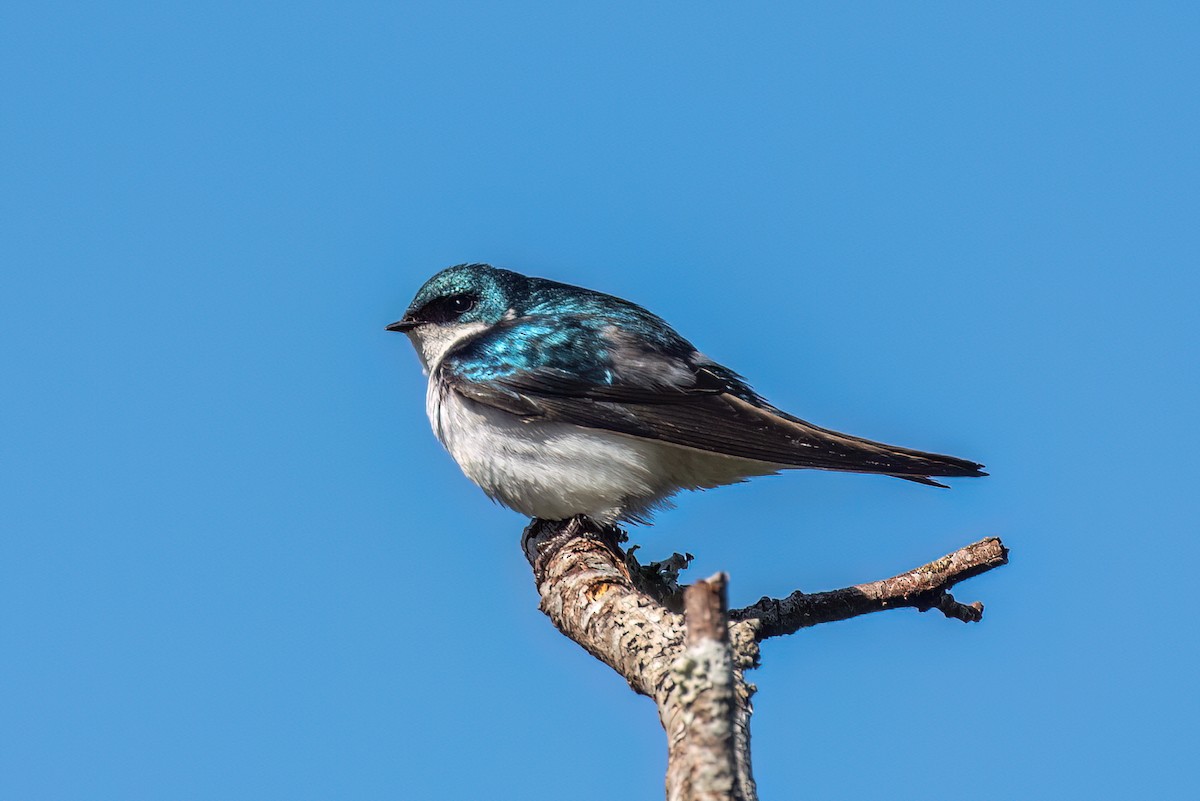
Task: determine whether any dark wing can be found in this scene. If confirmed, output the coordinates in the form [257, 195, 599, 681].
[442, 316, 986, 483]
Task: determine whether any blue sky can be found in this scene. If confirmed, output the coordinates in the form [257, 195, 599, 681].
[3, 3, 1197, 799]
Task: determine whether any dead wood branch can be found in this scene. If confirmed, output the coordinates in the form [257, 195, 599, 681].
[728, 537, 1008, 640]
[663, 575, 738, 801]
[521, 517, 1006, 801]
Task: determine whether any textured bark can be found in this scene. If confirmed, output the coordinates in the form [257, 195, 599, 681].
[522, 518, 684, 698]
[728, 537, 1008, 639]
[663, 575, 737, 801]
[522, 517, 1006, 801]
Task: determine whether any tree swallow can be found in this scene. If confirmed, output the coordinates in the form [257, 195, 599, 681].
[388, 264, 985, 525]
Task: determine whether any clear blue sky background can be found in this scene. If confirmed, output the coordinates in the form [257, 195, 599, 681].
[3, 3, 1197, 799]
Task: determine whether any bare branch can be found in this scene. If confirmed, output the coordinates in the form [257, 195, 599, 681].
[524, 520, 759, 801]
[522, 518, 1005, 801]
[664, 575, 738, 801]
[685, 574, 729, 646]
[522, 517, 684, 698]
[728, 537, 1008, 640]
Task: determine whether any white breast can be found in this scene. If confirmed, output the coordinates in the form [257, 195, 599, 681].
[426, 378, 780, 524]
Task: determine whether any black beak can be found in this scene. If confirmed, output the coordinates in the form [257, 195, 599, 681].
[385, 316, 418, 333]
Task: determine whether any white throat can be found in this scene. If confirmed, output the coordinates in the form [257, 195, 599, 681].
[407, 321, 491, 374]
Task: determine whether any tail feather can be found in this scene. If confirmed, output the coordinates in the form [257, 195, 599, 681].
[764, 404, 987, 485]
[893, 474, 952, 488]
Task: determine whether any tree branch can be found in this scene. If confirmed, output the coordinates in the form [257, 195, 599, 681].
[522, 517, 684, 698]
[664, 575, 738, 801]
[521, 518, 1007, 801]
[522, 519, 759, 801]
[728, 536, 1008, 640]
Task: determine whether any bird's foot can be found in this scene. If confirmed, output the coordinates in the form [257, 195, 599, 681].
[597, 519, 629, 544]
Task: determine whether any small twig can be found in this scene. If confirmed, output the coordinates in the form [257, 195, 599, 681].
[627, 547, 693, 611]
[728, 537, 1008, 640]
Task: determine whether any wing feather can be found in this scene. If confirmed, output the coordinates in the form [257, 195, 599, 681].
[439, 316, 985, 481]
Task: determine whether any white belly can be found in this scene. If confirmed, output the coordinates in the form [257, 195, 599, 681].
[427, 380, 779, 524]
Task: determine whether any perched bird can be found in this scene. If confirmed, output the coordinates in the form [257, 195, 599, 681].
[388, 264, 985, 525]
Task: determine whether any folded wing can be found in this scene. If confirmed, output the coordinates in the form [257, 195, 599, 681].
[441, 316, 986, 484]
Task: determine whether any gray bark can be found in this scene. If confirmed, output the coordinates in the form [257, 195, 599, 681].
[522, 517, 1007, 801]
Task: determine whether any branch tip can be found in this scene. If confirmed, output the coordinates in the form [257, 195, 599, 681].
[729, 536, 1007, 639]
[684, 573, 730, 645]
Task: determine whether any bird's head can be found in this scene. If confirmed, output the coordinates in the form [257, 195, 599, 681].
[387, 263, 527, 371]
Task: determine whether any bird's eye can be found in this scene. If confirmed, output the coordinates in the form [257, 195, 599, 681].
[419, 292, 479, 325]
[449, 294, 476, 315]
